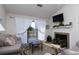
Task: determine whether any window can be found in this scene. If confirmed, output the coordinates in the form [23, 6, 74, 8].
[31, 20, 35, 29]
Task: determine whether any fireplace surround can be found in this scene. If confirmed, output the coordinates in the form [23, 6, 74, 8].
[53, 32, 69, 48]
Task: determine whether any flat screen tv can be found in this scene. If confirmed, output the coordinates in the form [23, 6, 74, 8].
[53, 13, 64, 22]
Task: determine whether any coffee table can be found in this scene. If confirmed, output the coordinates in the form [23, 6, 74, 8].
[30, 42, 43, 54]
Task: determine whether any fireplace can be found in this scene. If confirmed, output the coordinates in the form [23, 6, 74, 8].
[53, 32, 69, 48]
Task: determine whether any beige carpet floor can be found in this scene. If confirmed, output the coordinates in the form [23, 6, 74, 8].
[26, 44, 56, 55]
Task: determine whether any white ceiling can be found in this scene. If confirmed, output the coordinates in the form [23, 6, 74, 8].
[3, 4, 64, 18]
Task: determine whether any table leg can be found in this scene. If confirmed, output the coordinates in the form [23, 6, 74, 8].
[31, 44, 33, 54]
[41, 43, 43, 51]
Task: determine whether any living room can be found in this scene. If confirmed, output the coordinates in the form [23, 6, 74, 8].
[0, 4, 79, 55]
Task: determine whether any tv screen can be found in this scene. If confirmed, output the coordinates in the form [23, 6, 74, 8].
[53, 13, 64, 22]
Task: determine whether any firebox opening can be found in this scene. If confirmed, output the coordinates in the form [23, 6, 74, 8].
[53, 32, 69, 49]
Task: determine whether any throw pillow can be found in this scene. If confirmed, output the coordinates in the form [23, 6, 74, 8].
[4, 37, 16, 46]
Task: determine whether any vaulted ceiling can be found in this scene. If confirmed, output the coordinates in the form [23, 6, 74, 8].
[3, 4, 64, 18]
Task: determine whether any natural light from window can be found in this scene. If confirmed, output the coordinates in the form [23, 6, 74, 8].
[31, 21, 35, 29]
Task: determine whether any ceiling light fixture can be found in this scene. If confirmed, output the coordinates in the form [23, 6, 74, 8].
[37, 4, 43, 7]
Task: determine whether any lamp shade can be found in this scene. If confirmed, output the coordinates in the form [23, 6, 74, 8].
[0, 24, 5, 31]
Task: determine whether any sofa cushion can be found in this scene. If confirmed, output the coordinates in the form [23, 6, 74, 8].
[10, 35, 18, 43]
[5, 34, 18, 43]
[0, 34, 18, 47]
[0, 43, 21, 54]
[4, 37, 16, 46]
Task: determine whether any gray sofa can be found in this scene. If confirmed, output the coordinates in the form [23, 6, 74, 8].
[0, 34, 22, 55]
